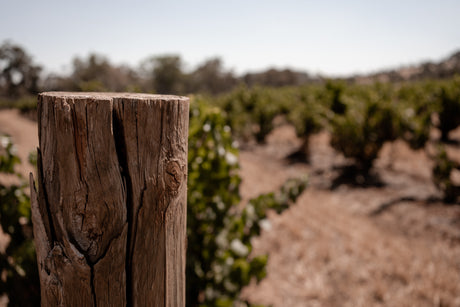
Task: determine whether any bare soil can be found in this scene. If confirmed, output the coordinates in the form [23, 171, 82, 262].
[240, 125, 460, 306]
[1, 110, 460, 306]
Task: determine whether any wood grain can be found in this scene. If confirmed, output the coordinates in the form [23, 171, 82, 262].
[30, 92, 189, 306]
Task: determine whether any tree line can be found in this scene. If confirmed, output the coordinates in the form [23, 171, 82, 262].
[0, 40, 315, 101]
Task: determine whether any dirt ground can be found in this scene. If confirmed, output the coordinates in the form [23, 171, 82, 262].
[1, 110, 460, 306]
[240, 125, 460, 306]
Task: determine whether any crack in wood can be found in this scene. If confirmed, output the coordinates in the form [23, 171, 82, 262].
[112, 101, 134, 306]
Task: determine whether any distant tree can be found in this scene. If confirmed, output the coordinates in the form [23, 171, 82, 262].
[43, 53, 140, 92]
[141, 55, 185, 94]
[0, 41, 41, 98]
[243, 68, 311, 87]
[73, 53, 139, 91]
[188, 57, 237, 94]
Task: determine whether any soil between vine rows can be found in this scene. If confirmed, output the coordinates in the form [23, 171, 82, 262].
[240, 125, 460, 306]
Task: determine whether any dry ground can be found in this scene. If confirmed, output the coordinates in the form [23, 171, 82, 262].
[1, 110, 460, 306]
[240, 125, 460, 306]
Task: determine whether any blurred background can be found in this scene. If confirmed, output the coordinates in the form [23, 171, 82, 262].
[1, 1, 460, 306]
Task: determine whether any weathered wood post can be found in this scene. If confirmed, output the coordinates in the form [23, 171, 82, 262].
[29, 92, 189, 306]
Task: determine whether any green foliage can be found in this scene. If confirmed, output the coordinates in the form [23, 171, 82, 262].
[396, 81, 437, 150]
[284, 86, 321, 136]
[0, 137, 20, 173]
[329, 84, 400, 172]
[284, 86, 325, 158]
[187, 96, 308, 306]
[323, 80, 347, 115]
[218, 85, 326, 145]
[187, 96, 242, 306]
[217, 86, 284, 143]
[0, 135, 39, 306]
[13, 96, 37, 114]
[432, 145, 460, 203]
[436, 77, 460, 142]
[0, 96, 36, 112]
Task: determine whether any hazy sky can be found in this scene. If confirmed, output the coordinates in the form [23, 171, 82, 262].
[1, 0, 459, 76]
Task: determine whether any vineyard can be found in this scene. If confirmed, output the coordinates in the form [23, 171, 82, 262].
[215, 78, 460, 198]
[0, 75, 460, 306]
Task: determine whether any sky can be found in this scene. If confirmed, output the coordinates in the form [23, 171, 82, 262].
[1, 0, 459, 77]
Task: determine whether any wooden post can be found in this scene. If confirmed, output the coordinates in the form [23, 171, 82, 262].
[29, 92, 189, 306]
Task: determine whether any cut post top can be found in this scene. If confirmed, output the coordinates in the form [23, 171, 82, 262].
[39, 92, 189, 102]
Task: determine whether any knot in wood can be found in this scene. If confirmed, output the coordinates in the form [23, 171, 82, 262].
[165, 160, 183, 193]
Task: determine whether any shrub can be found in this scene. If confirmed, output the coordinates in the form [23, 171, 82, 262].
[322, 80, 347, 115]
[329, 84, 400, 173]
[396, 81, 437, 150]
[0, 135, 39, 306]
[436, 77, 460, 142]
[432, 145, 460, 203]
[218, 86, 287, 143]
[187, 96, 307, 306]
[285, 86, 324, 160]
